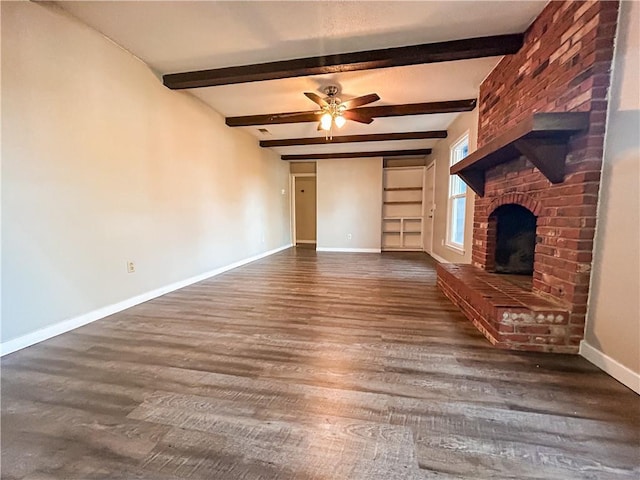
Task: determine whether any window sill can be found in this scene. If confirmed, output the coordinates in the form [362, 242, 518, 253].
[445, 243, 465, 255]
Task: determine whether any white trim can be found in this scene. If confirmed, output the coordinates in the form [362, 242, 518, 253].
[424, 162, 436, 255]
[446, 131, 470, 252]
[451, 130, 471, 154]
[316, 247, 381, 253]
[0, 244, 293, 357]
[295, 240, 316, 244]
[429, 252, 450, 264]
[580, 341, 640, 394]
[289, 174, 296, 244]
[445, 243, 465, 255]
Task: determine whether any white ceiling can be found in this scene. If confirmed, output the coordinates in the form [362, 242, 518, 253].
[57, 1, 547, 159]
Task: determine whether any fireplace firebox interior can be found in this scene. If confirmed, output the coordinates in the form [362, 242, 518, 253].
[492, 204, 536, 275]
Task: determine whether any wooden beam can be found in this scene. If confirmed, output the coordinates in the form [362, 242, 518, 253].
[227, 99, 476, 127]
[260, 131, 447, 148]
[355, 99, 476, 118]
[281, 149, 432, 161]
[163, 34, 524, 89]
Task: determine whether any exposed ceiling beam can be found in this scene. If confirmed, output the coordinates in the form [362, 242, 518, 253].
[163, 34, 524, 89]
[227, 99, 476, 127]
[281, 149, 432, 161]
[260, 131, 447, 148]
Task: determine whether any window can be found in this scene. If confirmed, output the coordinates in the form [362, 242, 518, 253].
[447, 134, 469, 250]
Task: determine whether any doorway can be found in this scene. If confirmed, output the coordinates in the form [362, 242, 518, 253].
[423, 162, 436, 254]
[292, 174, 317, 246]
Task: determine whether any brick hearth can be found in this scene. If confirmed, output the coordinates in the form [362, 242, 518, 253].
[438, 264, 572, 353]
[437, 0, 619, 353]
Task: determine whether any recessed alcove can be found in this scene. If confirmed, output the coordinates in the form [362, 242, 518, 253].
[492, 204, 536, 275]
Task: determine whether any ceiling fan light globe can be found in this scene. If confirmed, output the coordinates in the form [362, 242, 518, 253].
[320, 113, 332, 130]
[334, 115, 346, 128]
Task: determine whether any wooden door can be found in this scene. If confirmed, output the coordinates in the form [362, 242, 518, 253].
[294, 176, 317, 244]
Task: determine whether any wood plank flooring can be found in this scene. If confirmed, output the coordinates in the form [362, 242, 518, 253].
[2, 249, 638, 479]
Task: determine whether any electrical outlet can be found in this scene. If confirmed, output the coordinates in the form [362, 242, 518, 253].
[347, 233, 352, 241]
[127, 261, 135, 273]
[281, 188, 286, 195]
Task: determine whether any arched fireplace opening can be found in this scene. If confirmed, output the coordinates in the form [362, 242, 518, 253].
[491, 204, 537, 275]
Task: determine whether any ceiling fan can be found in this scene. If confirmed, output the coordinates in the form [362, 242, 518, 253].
[305, 86, 380, 138]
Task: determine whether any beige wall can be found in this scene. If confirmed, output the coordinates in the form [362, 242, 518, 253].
[316, 158, 383, 251]
[428, 109, 478, 263]
[294, 176, 317, 242]
[1, 2, 291, 343]
[384, 158, 428, 168]
[290, 162, 316, 174]
[584, 1, 640, 386]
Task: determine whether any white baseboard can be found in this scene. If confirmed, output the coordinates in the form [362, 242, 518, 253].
[428, 252, 450, 264]
[580, 340, 640, 394]
[316, 247, 381, 253]
[0, 244, 293, 357]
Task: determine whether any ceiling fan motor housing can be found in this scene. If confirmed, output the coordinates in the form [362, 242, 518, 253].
[324, 85, 340, 98]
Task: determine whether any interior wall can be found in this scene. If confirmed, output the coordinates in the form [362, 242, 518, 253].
[427, 109, 478, 263]
[584, 1, 640, 382]
[384, 157, 429, 168]
[1, 2, 291, 344]
[289, 162, 316, 174]
[294, 176, 317, 242]
[316, 158, 382, 251]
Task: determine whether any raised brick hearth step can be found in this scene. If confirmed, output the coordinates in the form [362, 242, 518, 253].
[437, 263, 574, 353]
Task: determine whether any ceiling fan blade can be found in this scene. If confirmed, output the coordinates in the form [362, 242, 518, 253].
[268, 111, 322, 121]
[305, 92, 329, 108]
[341, 93, 380, 110]
[343, 111, 375, 124]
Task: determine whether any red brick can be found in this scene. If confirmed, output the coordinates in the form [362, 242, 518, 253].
[502, 334, 531, 343]
[465, 0, 618, 352]
[570, 326, 586, 336]
[517, 325, 552, 335]
[497, 323, 515, 333]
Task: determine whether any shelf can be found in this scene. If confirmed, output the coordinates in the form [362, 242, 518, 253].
[382, 166, 424, 252]
[450, 112, 589, 197]
[384, 187, 423, 191]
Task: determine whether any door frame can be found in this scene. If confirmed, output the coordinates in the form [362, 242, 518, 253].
[290, 173, 317, 245]
[423, 162, 436, 255]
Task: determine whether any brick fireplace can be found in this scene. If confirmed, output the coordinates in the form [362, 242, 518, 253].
[437, 0, 619, 353]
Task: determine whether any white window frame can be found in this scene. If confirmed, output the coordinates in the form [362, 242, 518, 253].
[446, 132, 470, 253]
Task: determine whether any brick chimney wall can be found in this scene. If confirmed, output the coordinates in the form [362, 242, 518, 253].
[472, 0, 619, 347]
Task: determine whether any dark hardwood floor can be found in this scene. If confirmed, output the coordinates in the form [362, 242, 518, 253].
[2, 249, 638, 479]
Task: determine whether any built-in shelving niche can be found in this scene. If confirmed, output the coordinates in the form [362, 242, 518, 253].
[382, 167, 424, 251]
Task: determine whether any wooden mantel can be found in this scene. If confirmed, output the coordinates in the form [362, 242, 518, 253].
[450, 112, 590, 196]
